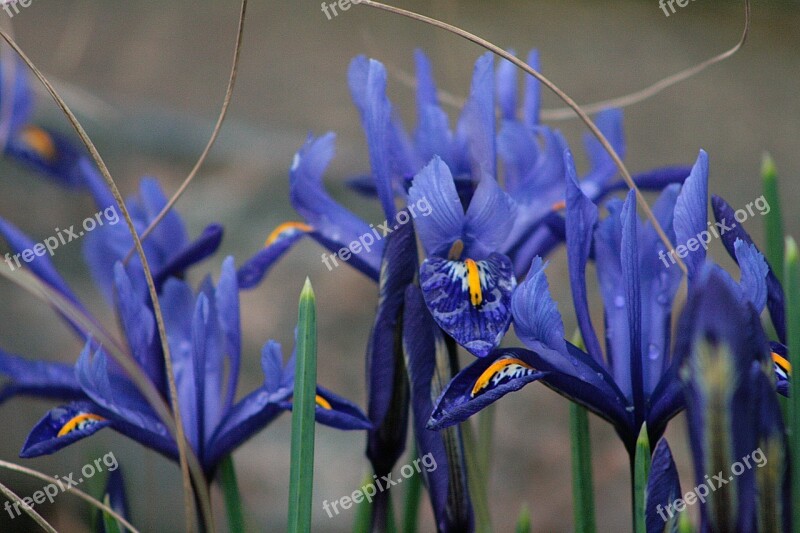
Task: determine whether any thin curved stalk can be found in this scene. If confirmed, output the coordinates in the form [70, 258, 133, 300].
[358, 1, 752, 275]
[0, 481, 57, 533]
[124, 0, 248, 264]
[0, 30, 211, 532]
[0, 460, 139, 533]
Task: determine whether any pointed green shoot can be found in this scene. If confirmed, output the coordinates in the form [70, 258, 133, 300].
[515, 504, 532, 533]
[763, 153, 784, 283]
[219, 455, 245, 533]
[634, 424, 651, 533]
[288, 278, 318, 533]
[570, 402, 596, 533]
[401, 453, 422, 533]
[785, 238, 800, 533]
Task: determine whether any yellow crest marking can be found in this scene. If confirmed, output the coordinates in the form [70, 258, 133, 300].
[264, 221, 312, 246]
[772, 352, 792, 375]
[464, 258, 483, 307]
[20, 125, 57, 162]
[471, 357, 534, 397]
[315, 394, 333, 410]
[57, 413, 106, 438]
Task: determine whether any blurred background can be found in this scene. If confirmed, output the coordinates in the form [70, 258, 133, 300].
[0, 0, 798, 531]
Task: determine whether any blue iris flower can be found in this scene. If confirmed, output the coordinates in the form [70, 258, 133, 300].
[0, 178, 369, 475]
[14, 258, 369, 474]
[0, 57, 93, 188]
[427, 149, 774, 455]
[237, 50, 691, 289]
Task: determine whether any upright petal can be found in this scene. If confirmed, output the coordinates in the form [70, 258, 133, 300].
[408, 156, 464, 258]
[456, 53, 495, 183]
[564, 150, 604, 363]
[496, 52, 518, 121]
[673, 150, 709, 281]
[511, 257, 568, 357]
[348, 56, 397, 220]
[523, 49, 541, 128]
[712, 194, 786, 344]
[463, 175, 515, 259]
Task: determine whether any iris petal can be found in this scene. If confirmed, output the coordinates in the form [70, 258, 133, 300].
[20, 401, 110, 458]
[673, 150, 709, 281]
[408, 156, 464, 258]
[420, 253, 516, 357]
[428, 352, 546, 430]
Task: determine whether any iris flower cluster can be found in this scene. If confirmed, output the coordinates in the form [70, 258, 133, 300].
[0, 41, 793, 532]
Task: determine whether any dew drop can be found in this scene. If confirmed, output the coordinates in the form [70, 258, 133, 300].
[648, 343, 660, 361]
[614, 295, 625, 308]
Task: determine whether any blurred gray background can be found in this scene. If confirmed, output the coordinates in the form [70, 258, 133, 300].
[0, 1, 798, 531]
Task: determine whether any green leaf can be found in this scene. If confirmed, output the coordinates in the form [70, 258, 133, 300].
[101, 493, 124, 533]
[352, 473, 373, 533]
[677, 511, 696, 533]
[462, 419, 492, 533]
[784, 238, 800, 533]
[569, 402, 596, 533]
[515, 504, 532, 533]
[634, 424, 651, 533]
[763, 154, 784, 284]
[219, 455, 246, 533]
[288, 278, 318, 533]
[401, 451, 422, 533]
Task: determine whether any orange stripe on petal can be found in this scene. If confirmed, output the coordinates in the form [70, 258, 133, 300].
[773, 352, 792, 375]
[57, 413, 106, 438]
[471, 357, 535, 397]
[264, 221, 312, 246]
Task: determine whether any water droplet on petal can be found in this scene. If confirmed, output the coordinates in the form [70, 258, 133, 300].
[648, 343, 660, 360]
[614, 295, 625, 308]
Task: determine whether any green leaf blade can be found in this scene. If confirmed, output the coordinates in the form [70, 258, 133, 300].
[288, 278, 318, 533]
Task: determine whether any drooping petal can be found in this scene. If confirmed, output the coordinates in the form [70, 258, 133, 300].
[6, 126, 88, 188]
[645, 439, 682, 533]
[20, 401, 111, 458]
[408, 156, 464, 257]
[0, 349, 84, 404]
[770, 341, 790, 397]
[0, 216, 82, 307]
[75, 344, 177, 460]
[348, 56, 397, 220]
[236, 221, 312, 289]
[420, 253, 516, 357]
[428, 351, 546, 429]
[673, 150, 709, 281]
[152, 223, 224, 289]
[289, 133, 383, 280]
[281, 386, 372, 431]
[564, 149, 604, 363]
[403, 285, 474, 532]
